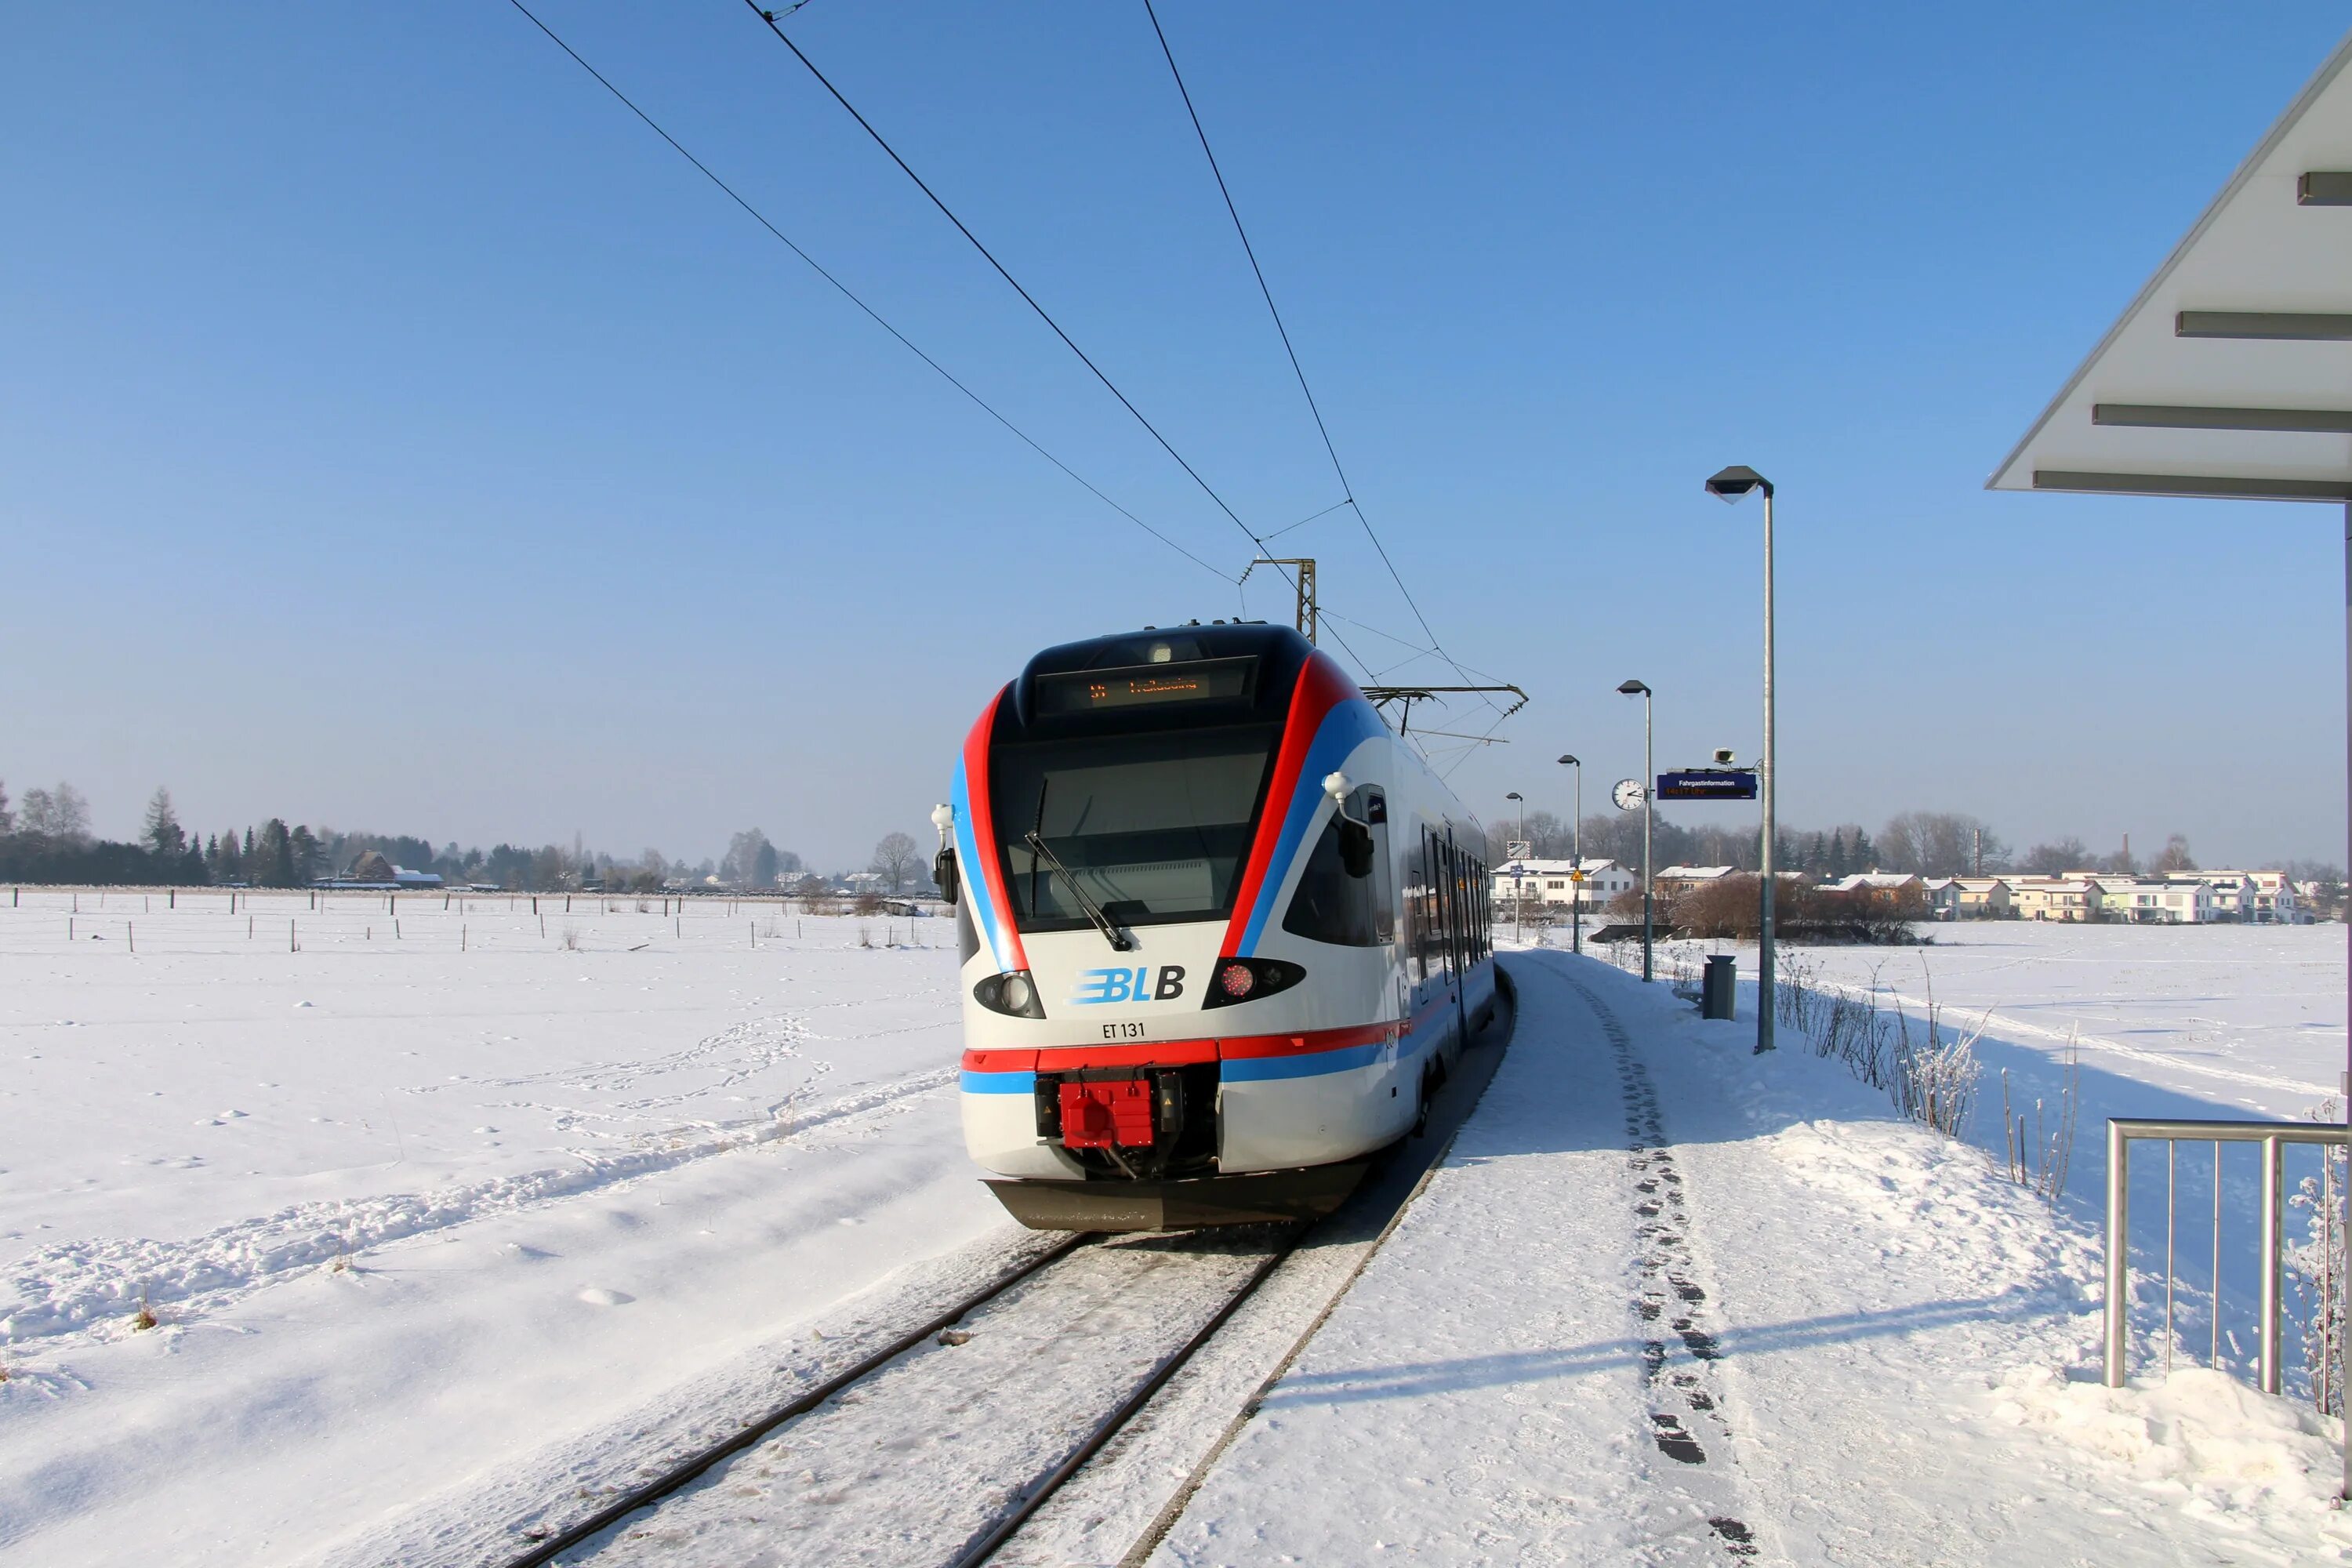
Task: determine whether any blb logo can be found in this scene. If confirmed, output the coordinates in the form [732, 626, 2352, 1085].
[1070, 965, 1185, 1005]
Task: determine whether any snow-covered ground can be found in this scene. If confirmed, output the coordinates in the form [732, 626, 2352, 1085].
[0, 890, 993, 1566]
[1152, 949, 2351, 1566]
[4, 897, 2347, 1565]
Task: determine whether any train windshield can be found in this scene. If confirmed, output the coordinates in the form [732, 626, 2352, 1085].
[991, 724, 1278, 931]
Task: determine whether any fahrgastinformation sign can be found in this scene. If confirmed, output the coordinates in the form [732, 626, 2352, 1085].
[1656, 769, 1759, 801]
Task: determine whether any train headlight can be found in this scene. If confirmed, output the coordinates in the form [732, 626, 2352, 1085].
[1201, 956, 1306, 1009]
[974, 970, 1046, 1018]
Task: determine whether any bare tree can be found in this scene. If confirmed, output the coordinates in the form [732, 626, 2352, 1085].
[2154, 833, 2197, 873]
[17, 782, 91, 845]
[720, 828, 775, 889]
[0, 779, 12, 835]
[2021, 836, 2089, 876]
[871, 831, 922, 895]
[1880, 811, 2008, 877]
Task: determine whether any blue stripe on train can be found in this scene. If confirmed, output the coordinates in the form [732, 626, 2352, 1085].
[951, 756, 1016, 975]
[1218, 1043, 1386, 1081]
[961, 1069, 1036, 1094]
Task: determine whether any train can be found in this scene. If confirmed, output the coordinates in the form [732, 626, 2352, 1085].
[933, 621, 1496, 1230]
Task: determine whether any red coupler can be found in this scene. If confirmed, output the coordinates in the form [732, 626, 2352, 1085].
[1058, 1079, 1156, 1149]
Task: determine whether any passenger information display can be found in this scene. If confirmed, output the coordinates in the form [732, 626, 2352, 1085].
[1037, 657, 1255, 716]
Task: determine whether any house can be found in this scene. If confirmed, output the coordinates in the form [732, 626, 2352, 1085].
[2187, 871, 2253, 921]
[2244, 870, 2299, 924]
[1492, 858, 1635, 914]
[1822, 872, 1925, 903]
[347, 849, 395, 883]
[1655, 866, 1737, 897]
[1953, 877, 2014, 918]
[2010, 878, 2095, 921]
[2089, 877, 2212, 924]
[1923, 877, 1962, 920]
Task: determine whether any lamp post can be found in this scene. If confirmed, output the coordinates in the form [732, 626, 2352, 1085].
[1707, 465, 1776, 1053]
[1558, 753, 1582, 955]
[1618, 679, 1653, 982]
[1504, 791, 1525, 946]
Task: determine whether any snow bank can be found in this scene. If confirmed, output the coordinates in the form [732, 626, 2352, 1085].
[1995, 1365, 2346, 1531]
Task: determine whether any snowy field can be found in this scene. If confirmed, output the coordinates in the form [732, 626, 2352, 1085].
[2, 897, 2347, 1565]
[0, 889, 997, 1566]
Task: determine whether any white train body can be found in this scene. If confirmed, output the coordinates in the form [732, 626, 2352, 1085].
[942, 624, 1494, 1218]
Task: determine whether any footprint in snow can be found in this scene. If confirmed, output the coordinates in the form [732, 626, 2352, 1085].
[577, 1287, 634, 1306]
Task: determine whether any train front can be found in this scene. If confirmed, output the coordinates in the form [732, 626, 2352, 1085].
[940, 622, 1403, 1230]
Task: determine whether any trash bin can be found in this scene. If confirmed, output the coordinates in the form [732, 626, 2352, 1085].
[1701, 954, 1737, 1020]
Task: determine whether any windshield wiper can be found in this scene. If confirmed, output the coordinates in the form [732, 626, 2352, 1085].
[1022, 830, 1132, 951]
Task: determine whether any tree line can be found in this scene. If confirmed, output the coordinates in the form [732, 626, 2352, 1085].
[0, 778, 940, 895]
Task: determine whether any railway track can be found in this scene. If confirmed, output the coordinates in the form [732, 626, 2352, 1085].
[493, 979, 1514, 1568]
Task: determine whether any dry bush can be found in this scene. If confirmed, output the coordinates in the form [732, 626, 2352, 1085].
[852, 892, 884, 916]
[560, 924, 583, 952]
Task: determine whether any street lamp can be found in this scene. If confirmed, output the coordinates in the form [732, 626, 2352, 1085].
[1504, 791, 1525, 946]
[1558, 754, 1582, 955]
[1617, 679, 1653, 982]
[1708, 464, 1777, 1054]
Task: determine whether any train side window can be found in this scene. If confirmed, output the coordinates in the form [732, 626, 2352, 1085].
[1406, 830, 1428, 982]
[956, 895, 982, 966]
[1279, 786, 1386, 948]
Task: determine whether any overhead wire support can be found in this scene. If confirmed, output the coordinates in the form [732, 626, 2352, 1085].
[503, 0, 1233, 584]
[1139, 0, 1502, 713]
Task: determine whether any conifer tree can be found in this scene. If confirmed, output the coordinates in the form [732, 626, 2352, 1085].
[1828, 829, 1847, 879]
[143, 787, 187, 859]
[1851, 826, 1876, 870]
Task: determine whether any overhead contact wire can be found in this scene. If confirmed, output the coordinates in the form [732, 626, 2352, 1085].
[503, 0, 1234, 584]
[741, 0, 1269, 561]
[1140, 0, 1501, 711]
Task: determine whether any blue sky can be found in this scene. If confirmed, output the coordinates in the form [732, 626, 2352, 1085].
[5, 2, 2348, 871]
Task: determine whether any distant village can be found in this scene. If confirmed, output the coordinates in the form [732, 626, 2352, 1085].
[1492, 858, 2328, 927]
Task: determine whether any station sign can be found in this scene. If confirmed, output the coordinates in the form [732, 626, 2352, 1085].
[1657, 769, 1759, 801]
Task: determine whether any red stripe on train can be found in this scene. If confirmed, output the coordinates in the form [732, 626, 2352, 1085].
[1219, 651, 1356, 956]
[960, 1016, 1403, 1077]
[960, 686, 1025, 972]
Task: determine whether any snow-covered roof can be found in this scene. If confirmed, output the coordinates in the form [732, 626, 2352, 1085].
[1825, 873, 1922, 891]
[1656, 865, 1736, 881]
[1495, 858, 1622, 877]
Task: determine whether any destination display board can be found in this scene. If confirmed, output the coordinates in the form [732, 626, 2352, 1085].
[1657, 769, 1759, 801]
[1036, 657, 1256, 717]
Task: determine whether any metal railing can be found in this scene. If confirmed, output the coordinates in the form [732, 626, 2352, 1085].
[2103, 1116, 2348, 1494]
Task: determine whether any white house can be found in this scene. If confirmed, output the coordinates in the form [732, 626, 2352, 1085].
[1923, 877, 1962, 920]
[2096, 878, 2213, 924]
[1492, 858, 1635, 914]
[2244, 870, 2298, 923]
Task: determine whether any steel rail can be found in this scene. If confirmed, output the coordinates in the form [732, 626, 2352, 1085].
[943, 1225, 1308, 1568]
[499, 1230, 1094, 1568]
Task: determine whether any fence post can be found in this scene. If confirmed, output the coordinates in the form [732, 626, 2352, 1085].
[2104, 1119, 2129, 1388]
[2261, 1131, 2285, 1396]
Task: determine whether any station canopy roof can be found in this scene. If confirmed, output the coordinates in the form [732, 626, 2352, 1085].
[1990, 29, 2352, 503]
